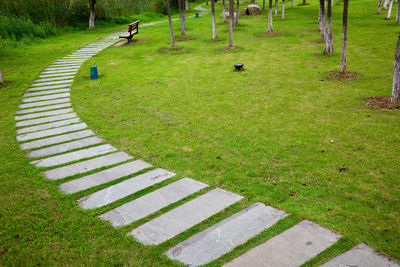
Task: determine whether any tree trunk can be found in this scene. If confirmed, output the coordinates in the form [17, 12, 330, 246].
[275, 0, 278, 16]
[340, 0, 348, 73]
[236, 0, 240, 24]
[229, 0, 234, 47]
[212, 0, 217, 39]
[386, 0, 394, 19]
[319, 0, 322, 31]
[325, 0, 333, 55]
[178, 0, 186, 35]
[378, 0, 383, 14]
[281, 0, 285, 19]
[223, 0, 227, 23]
[320, 0, 325, 42]
[263, 0, 266, 11]
[89, 0, 96, 29]
[0, 69, 3, 83]
[397, 0, 400, 23]
[392, 35, 400, 102]
[384, 0, 389, 9]
[268, 0, 273, 32]
[185, 0, 189, 11]
[166, 0, 175, 47]
[292, 0, 294, 8]
[303, 0, 306, 4]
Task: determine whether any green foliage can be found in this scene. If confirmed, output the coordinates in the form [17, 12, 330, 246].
[152, 0, 168, 14]
[0, 16, 57, 41]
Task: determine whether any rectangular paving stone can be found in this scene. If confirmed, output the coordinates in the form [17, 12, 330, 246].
[44, 151, 133, 180]
[39, 72, 77, 78]
[31, 79, 74, 87]
[130, 188, 244, 245]
[23, 89, 71, 97]
[27, 84, 71, 91]
[20, 130, 94, 150]
[15, 108, 73, 121]
[59, 159, 152, 194]
[27, 136, 102, 158]
[44, 66, 79, 71]
[17, 118, 80, 134]
[16, 113, 76, 127]
[35, 76, 75, 82]
[31, 144, 116, 167]
[321, 243, 400, 267]
[223, 220, 341, 267]
[99, 178, 209, 227]
[41, 69, 79, 75]
[16, 103, 71, 114]
[166, 203, 288, 266]
[47, 63, 81, 67]
[18, 98, 70, 109]
[55, 60, 86, 64]
[17, 123, 87, 142]
[78, 168, 176, 210]
[22, 93, 70, 102]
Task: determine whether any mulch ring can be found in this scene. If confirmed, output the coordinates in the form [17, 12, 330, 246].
[365, 96, 400, 110]
[328, 71, 359, 79]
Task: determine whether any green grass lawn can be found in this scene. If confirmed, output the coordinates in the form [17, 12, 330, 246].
[1, 0, 400, 265]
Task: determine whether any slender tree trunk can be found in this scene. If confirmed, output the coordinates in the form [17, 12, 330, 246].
[223, 0, 227, 23]
[392, 35, 400, 102]
[275, 0, 278, 16]
[319, 0, 322, 31]
[212, 0, 217, 39]
[325, 0, 333, 55]
[341, 0, 348, 73]
[263, 0, 266, 10]
[236, 0, 240, 24]
[89, 0, 96, 29]
[384, 0, 389, 9]
[186, 0, 189, 11]
[166, 0, 175, 47]
[378, 0, 383, 14]
[337, 0, 339, 4]
[292, 0, 294, 8]
[268, 0, 273, 32]
[229, 0, 234, 47]
[397, 0, 400, 23]
[0, 69, 3, 83]
[303, 0, 306, 4]
[178, 0, 186, 35]
[386, 0, 394, 19]
[320, 0, 325, 42]
[281, 0, 285, 19]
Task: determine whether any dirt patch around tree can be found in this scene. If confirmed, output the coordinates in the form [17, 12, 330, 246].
[365, 96, 400, 110]
[328, 71, 359, 80]
[254, 32, 283, 38]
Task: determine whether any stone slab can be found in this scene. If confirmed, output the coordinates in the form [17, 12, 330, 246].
[20, 130, 94, 150]
[166, 203, 287, 266]
[34, 76, 75, 82]
[59, 159, 152, 194]
[16, 103, 71, 114]
[78, 168, 176, 209]
[44, 66, 79, 71]
[47, 63, 81, 68]
[27, 136, 102, 158]
[321, 243, 400, 267]
[27, 84, 71, 91]
[22, 93, 70, 102]
[31, 80, 74, 87]
[44, 151, 133, 180]
[130, 188, 244, 245]
[99, 178, 209, 227]
[41, 69, 79, 75]
[31, 144, 116, 167]
[18, 98, 70, 109]
[16, 112, 76, 127]
[55, 60, 86, 64]
[15, 108, 73, 121]
[39, 72, 77, 78]
[24, 88, 70, 97]
[17, 118, 80, 134]
[223, 220, 341, 267]
[17, 123, 87, 142]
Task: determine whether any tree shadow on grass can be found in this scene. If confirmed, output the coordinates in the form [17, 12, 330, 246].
[157, 46, 194, 55]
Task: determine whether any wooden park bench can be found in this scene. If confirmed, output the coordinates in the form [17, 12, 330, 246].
[119, 20, 140, 43]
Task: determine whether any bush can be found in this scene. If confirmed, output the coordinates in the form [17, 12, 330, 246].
[152, 0, 167, 14]
[0, 16, 57, 41]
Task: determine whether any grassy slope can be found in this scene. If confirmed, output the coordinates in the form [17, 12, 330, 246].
[1, 0, 399, 265]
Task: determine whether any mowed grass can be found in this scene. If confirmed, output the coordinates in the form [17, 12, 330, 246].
[0, 0, 399, 266]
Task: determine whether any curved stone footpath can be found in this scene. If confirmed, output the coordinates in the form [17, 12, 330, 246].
[14, 8, 399, 267]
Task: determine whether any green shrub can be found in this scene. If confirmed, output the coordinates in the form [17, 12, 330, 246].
[0, 16, 57, 41]
[152, 0, 167, 14]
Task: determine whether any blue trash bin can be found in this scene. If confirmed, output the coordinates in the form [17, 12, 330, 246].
[90, 66, 98, 80]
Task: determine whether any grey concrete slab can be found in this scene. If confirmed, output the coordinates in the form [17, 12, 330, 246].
[99, 178, 209, 227]
[63, 55, 92, 58]
[23, 89, 71, 97]
[41, 69, 79, 74]
[34, 76, 75, 82]
[22, 93, 70, 102]
[166, 203, 287, 266]
[17, 123, 87, 142]
[321, 243, 399, 267]
[44, 66, 79, 71]
[39, 72, 77, 78]
[55, 60, 86, 64]
[16, 103, 71, 114]
[20, 130, 94, 150]
[16, 112, 76, 127]
[223, 220, 341, 267]
[16, 118, 80, 134]
[31, 80, 74, 87]
[44, 151, 133, 180]
[27, 136, 102, 158]
[130, 188, 243, 245]
[15, 108, 73, 121]
[27, 84, 71, 91]
[31, 144, 116, 167]
[47, 63, 81, 67]
[18, 98, 70, 109]
[78, 168, 176, 209]
[59, 159, 152, 194]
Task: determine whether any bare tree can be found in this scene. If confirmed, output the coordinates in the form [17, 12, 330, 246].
[325, 0, 333, 55]
[178, 0, 186, 35]
[89, 0, 96, 29]
[341, 0, 348, 73]
[386, 0, 394, 19]
[378, 0, 383, 14]
[0, 69, 3, 83]
[383, 0, 389, 9]
[292, 0, 294, 8]
[268, 0, 273, 32]
[223, 0, 227, 23]
[212, 0, 217, 39]
[275, 0, 278, 16]
[318, 0, 322, 31]
[166, 0, 175, 47]
[392, 35, 400, 102]
[186, 0, 189, 11]
[320, 0, 325, 42]
[303, 0, 306, 4]
[236, 0, 240, 24]
[263, 0, 266, 11]
[282, 0, 285, 19]
[229, 0, 234, 47]
[397, 0, 400, 23]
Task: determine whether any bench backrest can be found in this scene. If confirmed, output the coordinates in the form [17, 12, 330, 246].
[128, 21, 139, 33]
